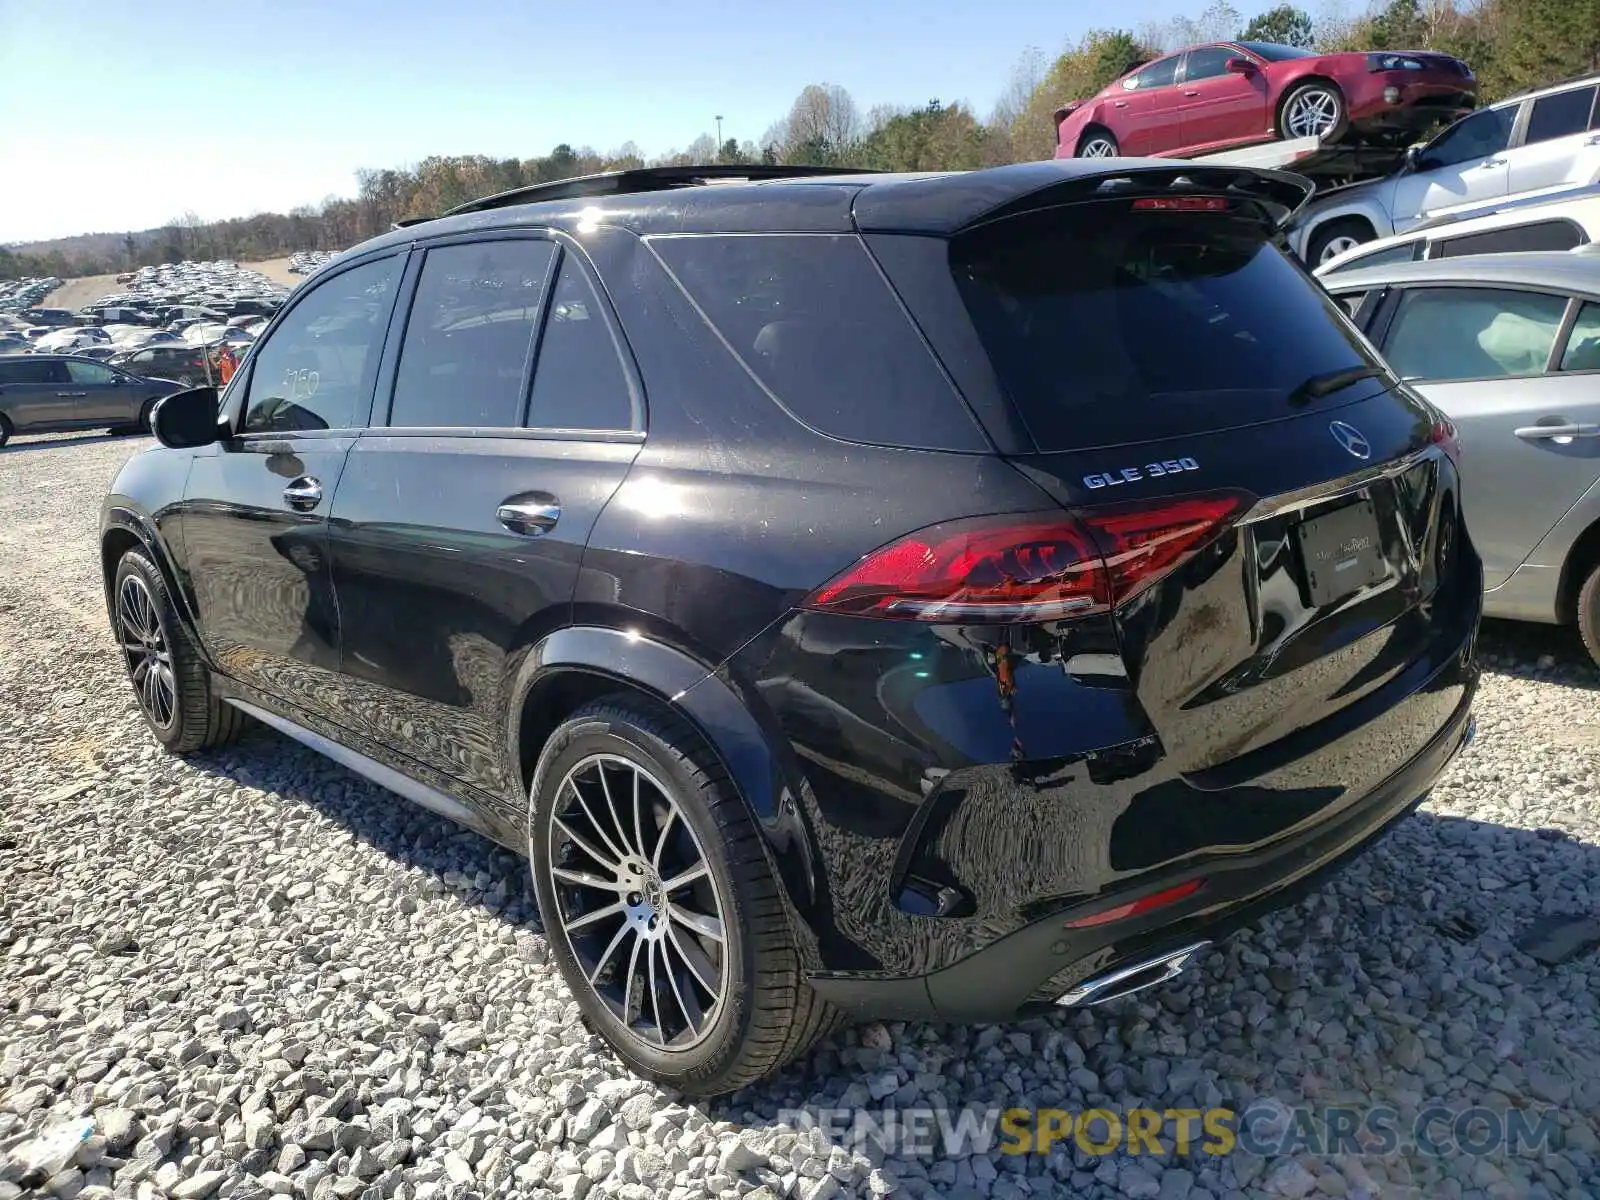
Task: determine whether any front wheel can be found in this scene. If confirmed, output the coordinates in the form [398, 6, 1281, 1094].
[1306, 217, 1375, 267]
[527, 696, 840, 1095]
[1576, 561, 1600, 667]
[113, 549, 249, 752]
[1077, 130, 1120, 158]
[0, 415, 11, 448]
[1280, 82, 1348, 142]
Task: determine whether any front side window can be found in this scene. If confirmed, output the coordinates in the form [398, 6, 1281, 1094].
[66, 360, 116, 385]
[1560, 301, 1600, 371]
[389, 239, 555, 428]
[241, 255, 400, 434]
[1183, 46, 1237, 83]
[1383, 287, 1568, 381]
[525, 253, 637, 432]
[1525, 86, 1597, 145]
[1418, 106, 1515, 169]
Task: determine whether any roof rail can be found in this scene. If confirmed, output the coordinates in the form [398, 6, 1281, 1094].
[440, 164, 883, 218]
[1504, 70, 1600, 101]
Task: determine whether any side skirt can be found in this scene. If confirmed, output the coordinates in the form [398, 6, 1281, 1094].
[223, 696, 498, 842]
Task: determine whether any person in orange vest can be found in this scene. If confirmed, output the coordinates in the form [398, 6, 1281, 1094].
[216, 341, 240, 386]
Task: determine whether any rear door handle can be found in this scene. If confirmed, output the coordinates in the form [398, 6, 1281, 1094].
[1113, 100, 1128, 108]
[1479, 158, 1506, 167]
[1514, 422, 1600, 440]
[282, 476, 324, 510]
[497, 496, 560, 536]
[55, 391, 88, 398]
[1183, 90, 1201, 97]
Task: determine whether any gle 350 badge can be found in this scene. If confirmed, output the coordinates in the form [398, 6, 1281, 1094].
[1084, 456, 1200, 490]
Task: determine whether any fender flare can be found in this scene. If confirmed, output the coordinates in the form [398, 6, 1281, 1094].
[101, 505, 208, 659]
[506, 626, 820, 919]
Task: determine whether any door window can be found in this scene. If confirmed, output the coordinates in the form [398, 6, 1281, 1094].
[240, 255, 400, 434]
[1325, 239, 1421, 273]
[1416, 107, 1515, 169]
[1525, 86, 1597, 145]
[525, 252, 638, 432]
[388, 239, 556, 428]
[1382, 288, 1568, 381]
[1126, 57, 1179, 91]
[0, 359, 66, 384]
[1559, 301, 1600, 371]
[1182, 47, 1237, 83]
[66, 360, 117, 385]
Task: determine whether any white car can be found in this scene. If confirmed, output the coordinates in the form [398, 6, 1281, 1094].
[1315, 189, 1600, 277]
[1292, 72, 1600, 265]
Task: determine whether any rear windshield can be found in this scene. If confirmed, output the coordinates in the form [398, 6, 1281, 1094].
[951, 203, 1381, 449]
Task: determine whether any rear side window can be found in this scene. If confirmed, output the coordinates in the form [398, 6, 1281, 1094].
[1526, 86, 1597, 145]
[0, 360, 66, 382]
[651, 234, 981, 450]
[1434, 219, 1585, 258]
[390, 239, 555, 428]
[1324, 239, 1420, 274]
[526, 253, 637, 431]
[1127, 57, 1178, 90]
[1382, 287, 1568, 381]
[950, 204, 1380, 449]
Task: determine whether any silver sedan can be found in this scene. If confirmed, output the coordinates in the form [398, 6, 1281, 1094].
[1323, 248, 1600, 662]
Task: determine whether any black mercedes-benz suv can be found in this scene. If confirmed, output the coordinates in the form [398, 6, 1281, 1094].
[101, 161, 1480, 1096]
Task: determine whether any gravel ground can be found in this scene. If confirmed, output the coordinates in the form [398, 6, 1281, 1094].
[1, 431, 1598, 1200]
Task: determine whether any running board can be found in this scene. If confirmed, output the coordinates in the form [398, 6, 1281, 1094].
[224, 698, 490, 835]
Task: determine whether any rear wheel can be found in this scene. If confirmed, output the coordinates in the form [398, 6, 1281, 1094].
[1306, 217, 1375, 267]
[1576, 561, 1600, 667]
[1077, 130, 1119, 158]
[113, 549, 249, 752]
[1280, 82, 1348, 142]
[528, 696, 840, 1095]
[0, 415, 11, 448]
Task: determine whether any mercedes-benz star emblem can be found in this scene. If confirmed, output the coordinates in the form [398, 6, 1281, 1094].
[1329, 420, 1371, 460]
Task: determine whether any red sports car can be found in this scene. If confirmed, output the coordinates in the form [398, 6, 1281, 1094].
[1054, 40, 1476, 160]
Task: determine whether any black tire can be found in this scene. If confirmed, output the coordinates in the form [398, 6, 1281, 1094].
[1076, 128, 1119, 158]
[114, 398, 156, 437]
[112, 549, 249, 753]
[528, 695, 841, 1095]
[1577, 561, 1600, 667]
[0, 415, 11, 448]
[1278, 81, 1348, 143]
[1305, 217, 1375, 268]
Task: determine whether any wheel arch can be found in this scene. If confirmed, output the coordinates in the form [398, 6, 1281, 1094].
[101, 508, 202, 648]
[1075, 123, 1117, 154]
[1555, 513, 1600, 624]
[507, 625, 822, 930]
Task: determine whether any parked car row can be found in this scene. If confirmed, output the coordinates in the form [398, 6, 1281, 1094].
[0, 277, 64, 312]
[287, 250, 336, 274]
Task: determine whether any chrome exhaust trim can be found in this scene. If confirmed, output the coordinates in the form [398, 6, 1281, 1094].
[1054, 940, 1212, 1008]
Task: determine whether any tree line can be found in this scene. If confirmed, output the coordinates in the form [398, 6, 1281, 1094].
[4, 0, 1596, 281]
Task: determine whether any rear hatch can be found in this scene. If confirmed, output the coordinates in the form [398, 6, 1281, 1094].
[873, 190, 1476, 791]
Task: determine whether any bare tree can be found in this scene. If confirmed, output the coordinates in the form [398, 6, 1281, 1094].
[784, 83, 862, 160]
[990, 45, 1047, 128]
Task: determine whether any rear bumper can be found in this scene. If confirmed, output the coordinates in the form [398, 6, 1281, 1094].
[810, 676, 1476, 1021]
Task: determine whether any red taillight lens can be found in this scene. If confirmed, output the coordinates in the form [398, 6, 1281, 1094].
[1081, 493, 1250, 608]
[802, 493, 1248, 624]
[1430, 419, 1461, 463]
[1131, 196, 1231, 212]
[802, 512, 1110, 622]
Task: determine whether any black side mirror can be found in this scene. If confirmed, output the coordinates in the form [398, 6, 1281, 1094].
[151, 386, 222, 448]
[1404, 144, 1424, 170]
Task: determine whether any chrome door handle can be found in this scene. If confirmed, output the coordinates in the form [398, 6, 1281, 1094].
[1113, 100, 1128, 108]
[1183, 90, 1201, 97]
[282, 476, 324, 510]
[1479, 158, 1506, 167]
[55, 391, 88, 397]
[497, 498, 561, 536]
[1514, 423, 1600, 440]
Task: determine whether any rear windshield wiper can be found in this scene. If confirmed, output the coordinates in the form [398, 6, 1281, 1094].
[1288, 365, 1387, 405]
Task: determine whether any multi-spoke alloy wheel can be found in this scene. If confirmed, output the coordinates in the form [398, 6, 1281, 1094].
[1282, 84, 1345, 140]
[528, 697, 842, 1095]
[1079, 134, 1118, 158]
[110, 549, 248, 752]
[547, 754, 728, 1048]
[117, 573, 177, 729]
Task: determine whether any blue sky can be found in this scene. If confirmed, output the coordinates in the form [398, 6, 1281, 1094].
[1, 0, 1280, 243]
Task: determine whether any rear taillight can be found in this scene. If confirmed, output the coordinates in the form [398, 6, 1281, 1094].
[1430, 419, 1461, 464]
[801, 493, 1248, 624]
